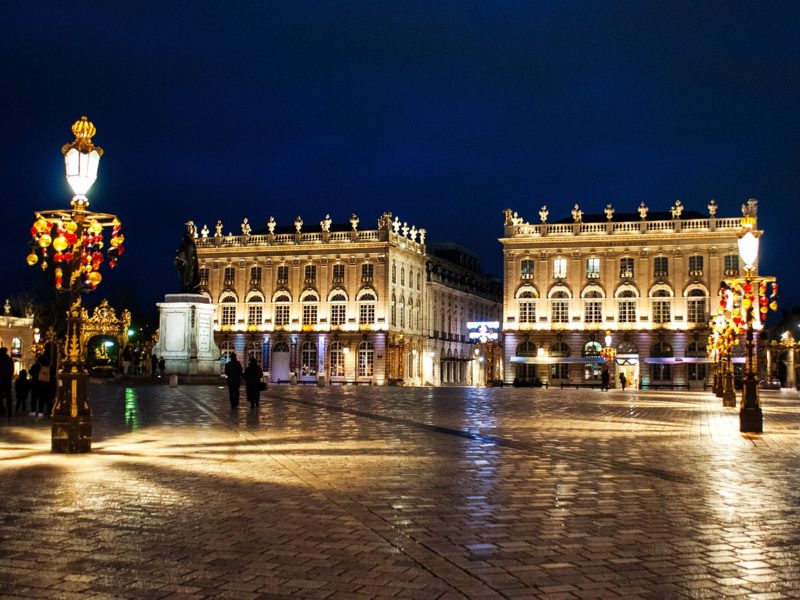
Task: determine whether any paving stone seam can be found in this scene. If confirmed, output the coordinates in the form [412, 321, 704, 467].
[183, 389, 508, 600]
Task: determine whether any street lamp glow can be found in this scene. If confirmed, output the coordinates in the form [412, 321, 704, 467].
[62, 116, 103, 205]
[737, 230, 759, 272]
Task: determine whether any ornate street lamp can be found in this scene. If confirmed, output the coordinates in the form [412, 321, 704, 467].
[26, 117, 124, 453]
[600, 331, 617, 362]
[724, 203, 777, 433]
[708, 305, 736, 407]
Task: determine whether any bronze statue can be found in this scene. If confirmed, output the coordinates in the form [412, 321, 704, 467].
[174, 223, 200, 293]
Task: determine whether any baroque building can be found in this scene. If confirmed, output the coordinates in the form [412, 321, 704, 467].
[0, 299, 35, 374]
[499, 200, 758, 389]
[194, 212, 499, 386]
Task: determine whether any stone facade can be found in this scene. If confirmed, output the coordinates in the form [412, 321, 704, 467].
[499, 201, 757, 389]
[423, 244, 502, 386]
[195, 212, 495, 386]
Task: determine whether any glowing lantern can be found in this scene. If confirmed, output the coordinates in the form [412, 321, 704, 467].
[26, 252, 38, 266]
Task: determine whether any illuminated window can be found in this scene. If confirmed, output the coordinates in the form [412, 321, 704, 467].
[551, 291, 569, 323]
[10, 337, 21, 358]
[687, 289, 707, 323]
[399, 295, 406, 327]
[401, 267, 405, 286]
[391, 292, 396, 326]
[654, 256, 668, 278]
[247, 341, 262, 366]
[519, 300, 536, 323]
[330, 292, 347, 326]
[329, 341, 345, 376]
[358, 341, 374, 377]
[583, 341, 602, 357]
[583, 290, 602, 323]
[652, 289, 672, 323]
[359, 292, 376, 324]
[277, 265, 289, 285]
[222, 306, 236, 326]
[198, 267, 209, 286]
[586, 257, 600, 279]
[250, 266, 262, 286]
[553, 258, 567, 279]
[520, 259, 534, 280]
[247, 305, 262, 326]
[416, 271, 421, 290]
[300, 341, 317, 376]
[688, 364, 707, 381]
[515, 341, 537, 383]
[617, 290, 637, 323]
[392, 261, 396, 283]
[302, 297, 318, 326]
[274, 292, 291, 326]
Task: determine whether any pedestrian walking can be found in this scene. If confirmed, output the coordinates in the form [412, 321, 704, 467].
[14, 369, 30, 414]
[224, 352, 243, 409]
[0, 347, 14, 417]
[600, 366, 610, 391]
[244, 357, 263, 410]
[158, 356, 166, 378]
[619, 372, 627, 391]
[31, 349, 55, 417]
[122, 345, 132, 375]
[151, 354, 158, 377]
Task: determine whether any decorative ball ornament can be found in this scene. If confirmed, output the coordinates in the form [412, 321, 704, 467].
[87, 271, 102, 287]
[38, 234, 52, 248]
[53, 235, 68, 252]
[26, 252, 38, 266]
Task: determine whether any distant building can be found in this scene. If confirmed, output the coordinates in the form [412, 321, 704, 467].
[424, 244, 502, 385]
[499, 200, 758, 389]
[194, 213, 498, 386]
[0, 299, 35, 375]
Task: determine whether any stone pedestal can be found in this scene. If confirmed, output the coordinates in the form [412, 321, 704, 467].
[155, 294, 220, 375]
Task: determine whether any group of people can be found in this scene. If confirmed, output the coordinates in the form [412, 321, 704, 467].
[600, 367, 628, 391]
[223, 352, 265, 410]
[150, 354, 167, 377]
[0, 346, 57, 418]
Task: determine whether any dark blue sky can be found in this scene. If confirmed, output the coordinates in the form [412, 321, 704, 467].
[3, 1, 800, 321]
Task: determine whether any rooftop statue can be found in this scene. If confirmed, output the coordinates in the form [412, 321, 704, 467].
[174, 222, 201, 293]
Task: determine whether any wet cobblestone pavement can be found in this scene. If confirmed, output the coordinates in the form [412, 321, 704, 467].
[2, 383, 800, 599]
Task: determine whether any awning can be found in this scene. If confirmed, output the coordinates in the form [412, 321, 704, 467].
[510, 356, 605, 365]
[644, 357, 745, 364]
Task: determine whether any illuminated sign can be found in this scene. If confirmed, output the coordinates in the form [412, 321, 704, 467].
[466, 321, 500, 343]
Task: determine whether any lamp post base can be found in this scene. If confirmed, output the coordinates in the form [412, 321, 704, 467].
[51, 371, 92, 453]
[739, 376, 762, 433]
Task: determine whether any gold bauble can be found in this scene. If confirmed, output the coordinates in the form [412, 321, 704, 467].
[52, 235, 69, 252]
[26, 252, 38, 266]
[64, 221, 78, 233]
[87, 271, 102, 286]
[38, 234, 52, 248]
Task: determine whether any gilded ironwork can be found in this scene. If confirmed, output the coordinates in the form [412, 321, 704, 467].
[79, 299, 131, 355]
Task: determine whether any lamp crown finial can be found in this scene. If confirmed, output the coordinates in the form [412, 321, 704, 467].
[72, 116, 96, 140]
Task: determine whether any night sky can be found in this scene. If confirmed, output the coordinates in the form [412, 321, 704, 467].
[4, 1, 800, 324]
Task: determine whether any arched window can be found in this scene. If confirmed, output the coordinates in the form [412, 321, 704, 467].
[515, 341, 537, 383]
[583, 290, 603, 324]
[300, 341, 317, 376]
[651, 288, 673, 324]
[399, 294, 406, 328]
[358, 290, 376, 325]
[583, 341, 602, 357]
[391, 292, 397, 326]
[329, 341, 345, 377]
[617, 289, 637, 323]
[549, 342, 570, 357]
[517, 287, 537, 324]
[651, 341, 673, 381]
[687, 288, 707, 323]
[220, 294, 237, 327]
[10, 337, 22, 358]
[246, 294, 264, 327]
[686, 341, 706, 357]
[301, 292, 319, 326]
[401, 266, 405, 286]
[416, 299, 421, 330]
[550, 291, 569, 323]
[274, 292, 291, 326]
[358, 341, 374, 377]
[416, 271, 421, 290]
[272, 341, 289, 353]
[329, 291, 347, 326]
[392, 261, 396, 284]
[651, 341, 673, 357]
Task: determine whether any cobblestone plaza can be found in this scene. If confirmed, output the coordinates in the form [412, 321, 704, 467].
[2, 384, 800, 599]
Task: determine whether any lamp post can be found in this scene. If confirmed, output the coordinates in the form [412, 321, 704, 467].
[723, 203, 777, 433]
[26, 117, 124, 453]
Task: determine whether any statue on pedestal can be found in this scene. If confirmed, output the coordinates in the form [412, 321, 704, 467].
[174, 222, 200, 293]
